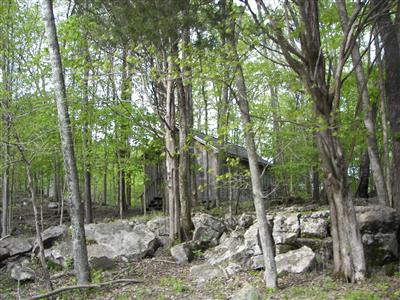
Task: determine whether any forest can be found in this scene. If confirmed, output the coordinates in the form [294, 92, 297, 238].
[1, 0, 400, 299]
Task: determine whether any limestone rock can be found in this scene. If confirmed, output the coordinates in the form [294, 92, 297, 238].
[10, 265, 35, 282]
[192, 213, 226, 244]
[356, 205, 398, 233]
[225, 262, 242, 276]
[231, 285, 263, 300]
[205, 234, 249, 266]
[275, 246, 315, 274]
[362, 232, 398, 266]
[272, 213, 300, 244]
[44, 241, 72, 267]
[170, 242, 193, 264]
[147, 217, 169, 236]
[237, 213, 256, 229]
[0, 237, 32, 257]
[189, 263, 224, 283]
[300, 211, 329, 238]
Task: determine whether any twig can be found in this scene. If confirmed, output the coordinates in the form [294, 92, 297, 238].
[25, 279, 143, 300]
[0, 234, 11, 241]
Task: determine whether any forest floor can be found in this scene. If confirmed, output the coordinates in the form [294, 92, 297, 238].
[1, 199, 400, 299]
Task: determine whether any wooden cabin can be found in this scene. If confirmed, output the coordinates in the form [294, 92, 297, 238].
[142, 133, 273, 211]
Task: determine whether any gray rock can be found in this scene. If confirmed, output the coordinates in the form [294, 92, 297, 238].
[89, 256, 116, 270]
[33, 225, 68, 253]
[0, 237, 32, 257]
[10, 265, 35, 282]
[225, 262, 242, 276]
[205, 234, 249, 266]
[170, 242, 193, 264]
[231, 285, 263, 300]
[275, 246, 315, 274]
[362, 232, 398, 265]
[0, 247, 9, 261]
[356, 205, 398, 233]
[44, 241, 72, 267]
[237, 213, 255, 229]
[192, 213, 226, 243]
[244, 223, 262, 256]
[300, 211, 329, 238]
[273, 213, 300, 244]
[147, 217, 169, 236]
[189, 263, 224, 283]
[251, 255, 264, 270]
[84, 220, 133, 242]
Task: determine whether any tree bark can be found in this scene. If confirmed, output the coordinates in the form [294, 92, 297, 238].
[178, 3, 194, 240]
[40, 0, 90, 284]
[355, 149, 370, 198]
[165, 48, 180, 241]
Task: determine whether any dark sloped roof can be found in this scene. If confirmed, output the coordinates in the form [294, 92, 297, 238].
[194, 132, 270, 166]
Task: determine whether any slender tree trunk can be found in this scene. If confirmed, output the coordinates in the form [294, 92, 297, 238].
[176, 5, 194, 240]
[355, 149, 370, 198]
[1, 0, 11, 237]
[40, 0, 90, 284]
[165, 49, 180, 241]
[15, 142, 53, 292]
[375, 34, 392, 205]
[337, 0, 388, 205]
[229, 19, 277, 289]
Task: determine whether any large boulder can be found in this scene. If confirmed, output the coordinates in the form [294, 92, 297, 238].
[192, 213, 226, 244]
[275, 246, 315, 274]
[84, 220, 133, 242]
[231, 285, 263, 300]
[189, 263, 225, 284]
[147, 217, 169, 236]
[272, 213, 300, 244]
[33, 225, 68, 254]
[0, 237, 32, 258]
[299, 211, 329, 238]
[244, 223, 262, 256]
[205, 233, 249, 266]
[10, 265, 35, 282]
[252, 246, 316, 274]
[170, 242, 193, 264]
[356, 205, 399, 266]
[237, 213, 256, 229]
[356, 205, 398, 233]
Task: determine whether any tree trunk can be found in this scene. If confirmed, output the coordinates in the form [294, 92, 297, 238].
[372, 0, 400, 211]
[40, 0, 90, 284]
[375, 33, 392, 205]
[165, 49, 180, 241]
[82, 41, 92, 223]
[355, 149, 370, 198]
[176, 3, 194, 240]
[229, 19, 277, 289]
[336, 0, 389, 206]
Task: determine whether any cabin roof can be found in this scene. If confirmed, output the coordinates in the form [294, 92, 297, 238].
[194, 132, 270, 166]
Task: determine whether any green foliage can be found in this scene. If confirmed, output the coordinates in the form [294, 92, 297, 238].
[344, 290, 379, 300]
[159, 276, 190, 293]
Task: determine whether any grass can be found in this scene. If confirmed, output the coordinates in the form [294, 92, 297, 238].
[159, 276, 190, 293]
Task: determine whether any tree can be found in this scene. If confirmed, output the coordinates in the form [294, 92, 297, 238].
[372, 0, 400, 211]
[244, 0, 366, 282]
[336, 0, 388, 206]
[228, 7, 277, 289]
[40, 0, 90, 284]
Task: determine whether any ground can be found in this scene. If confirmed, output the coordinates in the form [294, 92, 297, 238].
[1, 199, 400, 299]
